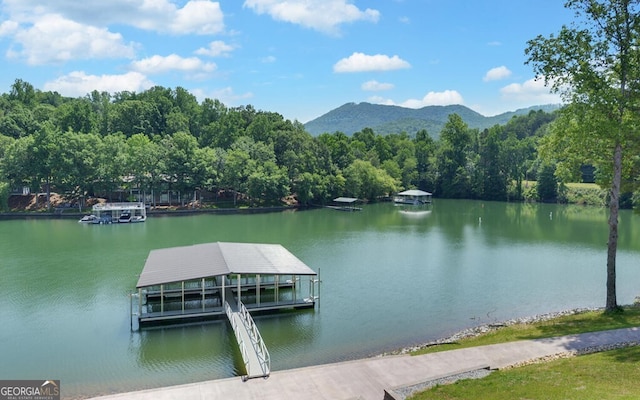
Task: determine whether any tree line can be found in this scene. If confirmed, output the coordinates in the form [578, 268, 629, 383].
[0, 78, 562, 210]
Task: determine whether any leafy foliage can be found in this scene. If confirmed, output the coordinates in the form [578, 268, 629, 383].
[0, 79, 566, 209]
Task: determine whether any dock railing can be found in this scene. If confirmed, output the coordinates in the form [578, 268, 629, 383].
[238, 300, 271, 377]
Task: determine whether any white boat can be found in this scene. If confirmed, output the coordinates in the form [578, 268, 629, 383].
[393, 190, 432, 205]
[78, 214, 98, 223]
[79, 202, 147, 224]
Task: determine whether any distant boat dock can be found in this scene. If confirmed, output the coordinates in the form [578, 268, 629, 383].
[132, 242, 320, 379]
[79, 202, 147, 224]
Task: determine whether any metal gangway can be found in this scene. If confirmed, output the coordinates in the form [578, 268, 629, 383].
[224, 295, 271, 380]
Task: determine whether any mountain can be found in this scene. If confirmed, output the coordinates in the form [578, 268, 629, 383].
[304, 102, 560, 137]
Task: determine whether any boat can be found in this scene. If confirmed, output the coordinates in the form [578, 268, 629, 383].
[79, 202, 147, 224]
[118, 212, 132, 223]
[393, 190, 432, 205]
[78, 214, 98, 223]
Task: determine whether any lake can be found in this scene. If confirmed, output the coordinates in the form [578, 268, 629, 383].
[1, 199, 639, 398]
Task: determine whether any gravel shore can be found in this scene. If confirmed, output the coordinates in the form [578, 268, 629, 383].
[384, 307, 603, 356]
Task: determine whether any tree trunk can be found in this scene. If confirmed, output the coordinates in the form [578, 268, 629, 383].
[605, 142, 622, 312]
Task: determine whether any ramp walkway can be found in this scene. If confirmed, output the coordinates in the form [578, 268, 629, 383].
[224, 287, 270, 379]
[89, 326, 640, 400]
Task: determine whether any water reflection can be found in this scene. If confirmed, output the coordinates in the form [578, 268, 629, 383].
[1, 200, 639, 398]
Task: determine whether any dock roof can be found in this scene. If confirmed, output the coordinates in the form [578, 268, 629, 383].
[397, 189, 432, 196]
[136, 242, 316, 288]
[333, 197, 359, 203]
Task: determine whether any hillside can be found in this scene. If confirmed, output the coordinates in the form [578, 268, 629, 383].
[304, 102, 560, 137]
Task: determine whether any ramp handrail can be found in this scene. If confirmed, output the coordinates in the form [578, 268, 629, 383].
[238, 301, 271, 377]
[224, 301, 249, 374]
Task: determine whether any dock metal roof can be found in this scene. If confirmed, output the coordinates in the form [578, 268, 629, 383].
[333, 197, 359, 203]
[397, 189, 432, 196]
[136, 242, 316, 288]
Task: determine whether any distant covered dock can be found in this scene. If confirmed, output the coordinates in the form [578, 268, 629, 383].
[393, 190, 432, 205]
[326, 197, 362, 211]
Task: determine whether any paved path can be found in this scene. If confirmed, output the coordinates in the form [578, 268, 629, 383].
[88, 327, 640, 400]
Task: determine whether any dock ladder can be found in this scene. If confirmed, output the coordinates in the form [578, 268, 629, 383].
[224, 300, 271, 379]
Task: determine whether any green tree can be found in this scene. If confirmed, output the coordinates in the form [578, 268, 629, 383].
[317, 132, 354, 171]
[95, 133, 128, 199]
[537, 163, 558, 202]
[109, 100, 161, 137]
[1, 135, 35, 190]
[473, 127, 508, 200]
[436, 114, 471, 198]
[526, 0, 640, 311]
[53, 130, 101, 208]
[222, 148, 251, 205]
[54, 98, 96, 134]
[126, 133, 163, 204]
[162, 132, 201, 204]
[343, 159, 397, 201]
[414, 129, 437, 191]
[30, 125, 58, 210]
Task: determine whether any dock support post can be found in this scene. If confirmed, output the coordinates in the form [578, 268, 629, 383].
[202, 278, 206, 311]
[181, 281, 185, 313]
[237, 274, 241, 305]
[160, 284, 164, 314]
[222, 275, 226, 308]
[256, 274, 260, 307]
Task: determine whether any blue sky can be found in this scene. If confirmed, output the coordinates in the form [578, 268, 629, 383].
[0, 1, 575, 123]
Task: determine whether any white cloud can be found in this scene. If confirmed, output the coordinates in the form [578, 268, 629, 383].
[6, 14, 136, 65]
[361, 80, 394, 91]
[0, 20, 19, 36]
[334, 52, 411, 73]
[401, 90, 464, 108]
[371, 90, 464, 109]
[243, 0, 379, 35]
[483, 66, 512, 82]
[367, 95, 395, 105]
[487, 41, 502, 46]
[191, 86, 254, 104]
[261, 55, 277, 63]
[1, 0, 225, 35]
[130, 54, 216, 75]
[500, 77, 561, 104]
[43, 71, 154, 97]
[169, 1, 225, 35]
[195, 40, 235, 57]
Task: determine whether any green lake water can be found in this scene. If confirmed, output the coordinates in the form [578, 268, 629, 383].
[1, 199, 639, 398]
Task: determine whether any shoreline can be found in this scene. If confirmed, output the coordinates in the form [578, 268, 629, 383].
[382, 307, 603, 356]
[77, 307, 626, 399]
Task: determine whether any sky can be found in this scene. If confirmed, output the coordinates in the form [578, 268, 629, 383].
[0, 0, 576, 123]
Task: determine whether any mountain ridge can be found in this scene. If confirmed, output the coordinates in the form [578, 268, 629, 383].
[304, 102, 560, 137]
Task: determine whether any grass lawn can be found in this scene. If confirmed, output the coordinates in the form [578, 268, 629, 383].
[410, 346, 640, 399]
[414, 307, 640, 355]
[409, 307, 640, 399]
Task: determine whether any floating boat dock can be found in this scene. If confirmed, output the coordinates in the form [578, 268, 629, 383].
[79, 202, 147, 224]
[326, 197, 362, 211]
[132, 242, 319, 379]
[393, 189, 432, 205]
